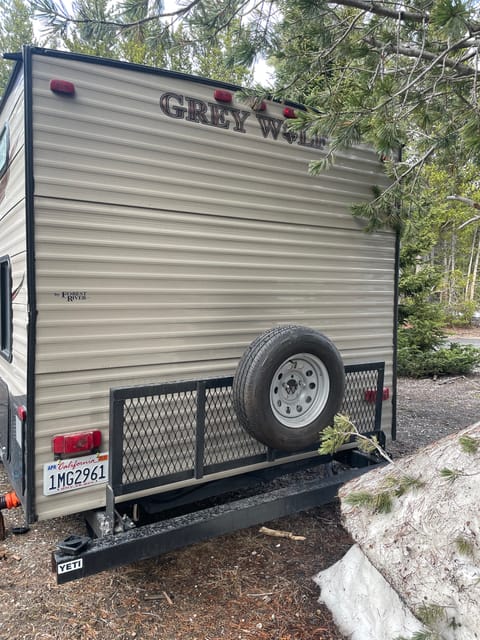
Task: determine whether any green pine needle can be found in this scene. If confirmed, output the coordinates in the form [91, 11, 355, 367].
[382, 473, 426, 497]
[344, 490, 393, 514]
[454, 535, 475, 558]
[318, 413, 354, 455]
[415, 604, 445, 626]
[458, 435, 479, 454]
[344, 491, 376, 509]
[357, 435, 378, 455]
[372, 490, 394, 514]
[412, 633, 440, 640]
[439, 467, 463, 483]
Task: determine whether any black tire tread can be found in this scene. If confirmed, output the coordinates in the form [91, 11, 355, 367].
[233, 325, 299, 439]
[233, 325, 345, 451]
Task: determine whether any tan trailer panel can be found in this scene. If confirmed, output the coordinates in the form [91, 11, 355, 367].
[0, 68, 28, 398]
[27, 54, 396, 520]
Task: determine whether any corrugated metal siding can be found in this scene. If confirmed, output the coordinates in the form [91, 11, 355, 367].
[32, 57, 387, 227]
[0, 69, 28, 398]
[31, 54, 395, 519]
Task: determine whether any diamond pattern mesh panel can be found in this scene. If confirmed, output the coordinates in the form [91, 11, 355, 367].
[111, 363, 384, 494]
[204, 383, 266, 466]
[122, 389, 197, 485]
[340, 368, 380, 433]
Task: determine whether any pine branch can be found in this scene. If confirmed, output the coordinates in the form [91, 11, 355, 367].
[395, 633, 439, 640]
[319, 413, 394, 464]
[319, 0, 427, 24]
[415, 604, 446, 627]
[324, 0, 480, 34]
[369, 33, 477, 114]
[346, 490, 394, 513]
[343, 473, 425, 514]
[440, 467, 480, 482]
[440, 467, 463, 483]
[447, 195, 480, 210]
[33, 0, 203, 31]
[364, 36, 476, 76]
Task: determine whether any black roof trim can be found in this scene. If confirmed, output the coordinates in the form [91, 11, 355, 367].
[29, 46, 246, 92]
[3, 46, 307, 111]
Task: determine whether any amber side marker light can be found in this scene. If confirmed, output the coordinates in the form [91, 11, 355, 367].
[50, 79, 76, 96]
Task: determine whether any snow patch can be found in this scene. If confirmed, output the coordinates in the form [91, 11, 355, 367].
[315, 544, 424, 640]
[317, 422, 480, 640]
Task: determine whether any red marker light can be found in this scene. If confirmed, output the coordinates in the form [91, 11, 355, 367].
[214, 89, 233, 103]
[283, 107, 296, 119]
[365, 388, 390, 403]
[50, 79, 75, 96]
[52, 430, 102, 456]
[16, 405, 27, 422]
[252, 99, 267, 111]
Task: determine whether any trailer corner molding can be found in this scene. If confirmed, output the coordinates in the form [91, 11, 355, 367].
[159, 91, 327, 149]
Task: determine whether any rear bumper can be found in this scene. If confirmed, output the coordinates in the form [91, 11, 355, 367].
[52, 449, 382, 584]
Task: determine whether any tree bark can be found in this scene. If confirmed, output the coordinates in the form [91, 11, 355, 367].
[470, 230, 480, 302]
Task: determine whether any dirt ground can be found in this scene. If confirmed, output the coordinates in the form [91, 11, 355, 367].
[0, 482, 353, 640]
[1, 346, 479, 639]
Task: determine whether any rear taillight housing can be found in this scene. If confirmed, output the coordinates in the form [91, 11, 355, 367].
[365, 387, 390, 403]
[52, 430, 102, 457]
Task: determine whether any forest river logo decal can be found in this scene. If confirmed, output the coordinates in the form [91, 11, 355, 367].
[159, 92, 327, 150]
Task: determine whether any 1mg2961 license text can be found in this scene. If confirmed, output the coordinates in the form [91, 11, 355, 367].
[43, 454, 109, 496]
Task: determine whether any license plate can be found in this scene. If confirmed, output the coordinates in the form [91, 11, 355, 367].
[43, 453, 109, 496]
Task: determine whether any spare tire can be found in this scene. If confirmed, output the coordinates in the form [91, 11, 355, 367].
[233, 325, 345, 451]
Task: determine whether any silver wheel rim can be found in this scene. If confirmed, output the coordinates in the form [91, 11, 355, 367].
[269, 353, 330, 428]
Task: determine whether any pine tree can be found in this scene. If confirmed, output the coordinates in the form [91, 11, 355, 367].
[0, 0, 36, 95]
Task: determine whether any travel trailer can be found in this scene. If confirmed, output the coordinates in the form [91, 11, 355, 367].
[0, 47, 396, 582]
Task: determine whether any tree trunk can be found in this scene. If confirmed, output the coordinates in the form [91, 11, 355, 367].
[449, 232, 456, 305]
[465, 228, 477, 301]
[470, 229, 480, 302]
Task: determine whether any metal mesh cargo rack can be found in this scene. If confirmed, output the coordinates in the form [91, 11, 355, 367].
[108, 362, 385, 500]
[52, 362, 386, 583]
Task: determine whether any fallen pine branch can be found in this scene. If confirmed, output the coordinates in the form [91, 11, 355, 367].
[259, 526, 306, 541]
[437, 375, 465, 385]
[144, 591, 174, 605]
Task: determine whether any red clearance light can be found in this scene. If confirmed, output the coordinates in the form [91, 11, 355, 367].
[213, 89, 233, 103]
[365, 388, 390, 403]
[251, 99, 267, 112]
[50, 79, 75, 96]
[17, 405, 27, 422]
[283, 107, 296, 119]
[52, 430, 102, 456]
